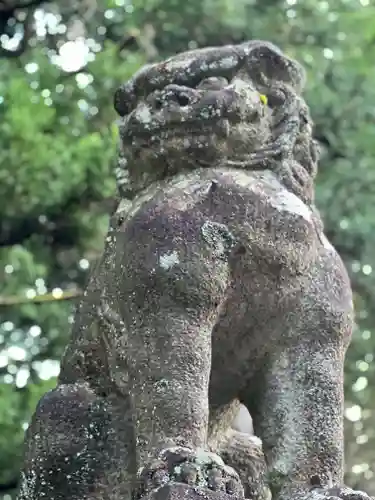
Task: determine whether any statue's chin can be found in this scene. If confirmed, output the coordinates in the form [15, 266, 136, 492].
[128, 141, 224, 168]
[125, 127, 269, 173]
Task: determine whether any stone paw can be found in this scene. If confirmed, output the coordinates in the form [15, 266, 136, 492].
[310, 485, 374, 500]
[137, 446, 244, 498]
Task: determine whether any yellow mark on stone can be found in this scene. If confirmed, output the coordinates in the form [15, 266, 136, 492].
[259, 94, 268, 105]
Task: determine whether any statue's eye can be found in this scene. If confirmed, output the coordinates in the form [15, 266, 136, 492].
[197, 77, 229, 90]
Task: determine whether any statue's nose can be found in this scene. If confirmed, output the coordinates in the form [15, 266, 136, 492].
[147, 83, 238, 121]
[147, 85, 198, 110]
[143, 79, 262, 123]
[198, 88, 236, 110]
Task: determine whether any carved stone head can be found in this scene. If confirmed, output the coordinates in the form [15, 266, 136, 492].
[114, 41, 318, 201]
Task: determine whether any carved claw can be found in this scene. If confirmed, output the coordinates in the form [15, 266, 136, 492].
[308, 486, 374, 500]
[326, 487, 373, 500]
[136, 446, 244, 498]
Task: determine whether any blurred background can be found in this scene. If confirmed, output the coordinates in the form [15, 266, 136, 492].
[0, 0, 374, 498]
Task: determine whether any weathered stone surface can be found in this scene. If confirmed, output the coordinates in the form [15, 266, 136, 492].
[142, 483, 245, 500]
[17, 40, 374, 500]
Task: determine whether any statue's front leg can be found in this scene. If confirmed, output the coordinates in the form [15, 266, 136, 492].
[120, 216, 243, 498]
[245, 324, 373, 500]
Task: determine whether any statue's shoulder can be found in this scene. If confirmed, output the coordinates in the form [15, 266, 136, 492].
[114, 167, 321, 275]
[115, 167, 317, 228]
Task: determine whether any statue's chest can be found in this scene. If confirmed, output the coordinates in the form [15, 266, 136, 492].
[215, 233, 353, 360]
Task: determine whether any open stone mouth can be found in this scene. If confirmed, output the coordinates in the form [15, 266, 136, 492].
[121, 93, 263, 146]
[122, 114, 230, 145]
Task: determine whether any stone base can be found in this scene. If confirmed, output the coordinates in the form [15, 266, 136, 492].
[143, 483, 245, 500]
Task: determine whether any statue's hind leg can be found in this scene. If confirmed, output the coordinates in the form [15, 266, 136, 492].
[218, 429, 269, 500]
[208, 400, 269, 500]
[18, 383, 135, 500]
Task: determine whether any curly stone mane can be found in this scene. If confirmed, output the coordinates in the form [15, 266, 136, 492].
[114, 41, 319, 205]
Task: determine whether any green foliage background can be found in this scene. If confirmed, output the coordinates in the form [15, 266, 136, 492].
[1, 0, 375, 497]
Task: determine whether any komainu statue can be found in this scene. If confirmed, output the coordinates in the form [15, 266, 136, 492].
[18, 40, 374, 500]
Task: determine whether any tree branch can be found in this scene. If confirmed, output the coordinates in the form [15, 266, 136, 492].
[0, 288, 82, 306]
[0, 0, 51, 11]
[0, 477, 18, 492]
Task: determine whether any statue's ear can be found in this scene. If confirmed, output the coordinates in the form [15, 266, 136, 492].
[113, 84, 134, 116]
[245, 41, 306, 92]
[114, 64, 154, 116]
